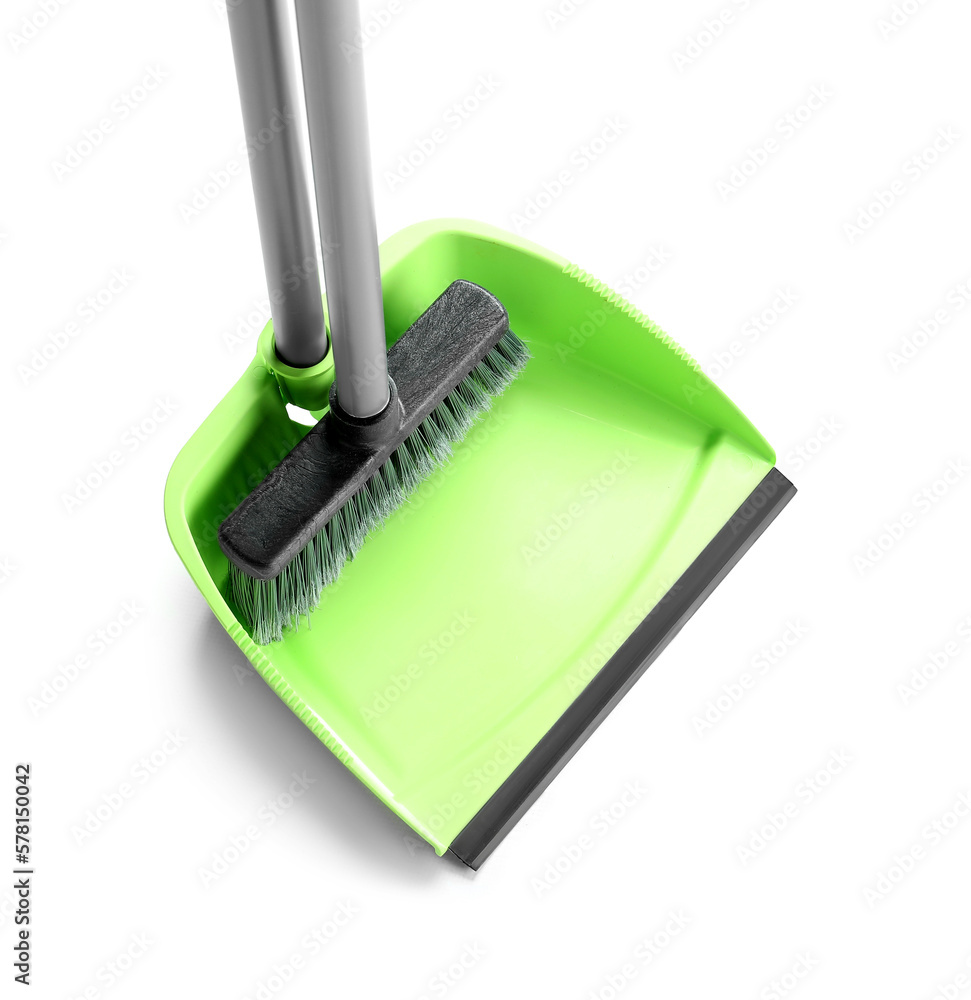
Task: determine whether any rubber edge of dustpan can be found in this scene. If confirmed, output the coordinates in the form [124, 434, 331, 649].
[448, 467, 796, 869]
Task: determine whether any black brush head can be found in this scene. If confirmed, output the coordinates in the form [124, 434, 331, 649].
[218, 280, 530, 642]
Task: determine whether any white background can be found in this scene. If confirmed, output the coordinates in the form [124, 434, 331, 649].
[3, 0, 971, 997]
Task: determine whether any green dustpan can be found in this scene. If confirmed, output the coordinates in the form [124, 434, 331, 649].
[165, 218, 795, 868]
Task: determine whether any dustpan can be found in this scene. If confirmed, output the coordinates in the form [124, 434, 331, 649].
[165, 218, 795, 868]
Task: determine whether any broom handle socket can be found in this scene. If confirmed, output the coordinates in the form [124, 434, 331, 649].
[294, 0, 390, 419]
[227, 0, 328, 369]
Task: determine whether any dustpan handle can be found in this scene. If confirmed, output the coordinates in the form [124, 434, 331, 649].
[227, 0, 328, 368]
[294, 0, 390, 419]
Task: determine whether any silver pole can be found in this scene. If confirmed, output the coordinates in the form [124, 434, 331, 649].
[227, 0, 328, 368]
[294, 0, 390, 418]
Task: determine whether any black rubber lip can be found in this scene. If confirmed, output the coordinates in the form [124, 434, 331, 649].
[448, 468, 797, 869]
[219, 280, 509, 580]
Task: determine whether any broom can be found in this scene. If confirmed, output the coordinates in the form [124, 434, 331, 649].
[219, 0, 528, 644]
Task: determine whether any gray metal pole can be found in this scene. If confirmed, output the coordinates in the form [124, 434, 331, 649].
[294, 0, 390, 418]
[227, 0, 328, 368]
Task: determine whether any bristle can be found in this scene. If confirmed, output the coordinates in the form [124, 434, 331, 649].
[230, 331, 530, 645]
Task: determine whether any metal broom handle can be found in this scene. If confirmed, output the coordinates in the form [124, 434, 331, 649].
[294, 0, 390, 419]
[226, 0, 328, 369]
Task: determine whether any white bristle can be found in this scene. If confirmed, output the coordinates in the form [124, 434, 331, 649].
[230, 331, 530, 644]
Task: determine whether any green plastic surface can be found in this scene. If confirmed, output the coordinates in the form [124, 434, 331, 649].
[164, 220, 776, 854]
